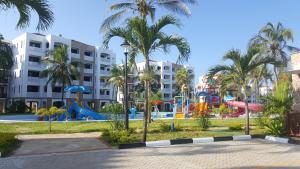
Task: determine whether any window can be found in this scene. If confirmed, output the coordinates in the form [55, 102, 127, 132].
[84, 76, 92, 82]
[157, 66, 161, 71]
[164, 93, 170, 98]
[164, 75, 170, 79]
[29, 41, 41, 48]
[27, 85, 39, 92]
[84, 64, 92, 69]
[100, 66, 105, 70]
[29, 56, 41, 62]
[21, 41, 23, 48]
[100, 78, 105, 83]
[44, 86, 47, 92]
[28, 70, 40, 77]
[164, 66, 170, 70]
[46, 42, 49, 48]
[52, 87, 62, 93]
[164, 84, 170, 89]
[84, 51, 92, 56]
[54, 42, 64, 48]
[106, 68, 110, 71]
[71, 48, 79, 54]
[100, 53, 110, 59]
[100, 89, 105, 95]
[106, 91, 110, 95]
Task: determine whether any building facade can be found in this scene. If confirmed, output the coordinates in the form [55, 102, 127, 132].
[117, 60, 194, 111]
[4, 32, 116, 111]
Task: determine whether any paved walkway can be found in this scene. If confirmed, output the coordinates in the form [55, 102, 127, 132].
[1, 139, 300, 169]
[14, 132, 109, 156]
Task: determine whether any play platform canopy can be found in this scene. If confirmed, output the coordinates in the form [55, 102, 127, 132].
[64, 86, 92, 94]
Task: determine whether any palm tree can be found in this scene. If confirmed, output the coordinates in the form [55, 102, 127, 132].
[208, 45, 273, 135]
[101, 0, 197, 31]
[251, 22, 298, 83]
[0, 0, 54, 30]
[175, 68, 194, 93]
[40, 45, 79, 107]
[0, 34, 13, 80]
[106, 65, 125, 102]
[103, 16, 191, 141]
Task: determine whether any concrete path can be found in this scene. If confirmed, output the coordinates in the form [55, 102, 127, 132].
[14, 132, 109, 156]
[2, 139, 300, 169]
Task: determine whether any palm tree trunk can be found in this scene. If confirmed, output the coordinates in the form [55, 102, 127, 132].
[61, 83, 65, 108]
[143, 58, 150, 142]
[273, 66, 278, 86]
[243, 90, 250, 135]
[49, 115, 52, 132]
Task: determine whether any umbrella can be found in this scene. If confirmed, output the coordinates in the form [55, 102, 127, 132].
[64, 86, 92, 94]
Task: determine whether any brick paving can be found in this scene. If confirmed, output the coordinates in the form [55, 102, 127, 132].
[1, 139, 300, 169]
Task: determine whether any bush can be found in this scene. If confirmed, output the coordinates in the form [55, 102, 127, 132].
[197, 116, 210, 131]
[264, 117, 286, 136]
[255, 116, 267, 129]
[0, 133, 20, 157]
[159, 122, 170, 132]
[100, 103, 125, 131]
[228, 124, 243, 131]
[6, 101, 31, 114]
[101, 130, 139, 145]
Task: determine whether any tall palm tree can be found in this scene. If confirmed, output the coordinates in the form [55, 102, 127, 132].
[0, 34, 13, 80]
[208, 45, 273, 135]
[106, 64, 125, 102]
[101, 0, 197, 31]
[40, 45, 79, 107]
[251, 22, 298, 83]
[103, 16, 191, 141]
[0, 0, 54, 30]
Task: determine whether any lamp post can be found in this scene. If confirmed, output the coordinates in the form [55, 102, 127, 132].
[121, 40, 130, 130]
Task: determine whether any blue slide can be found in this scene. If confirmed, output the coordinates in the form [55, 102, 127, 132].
[67, 102, 107, 120]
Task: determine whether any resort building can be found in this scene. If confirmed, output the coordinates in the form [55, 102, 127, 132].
[3, 32, 116, 111]
[117, 60, 194, 111]
[287, 52, 300, 136]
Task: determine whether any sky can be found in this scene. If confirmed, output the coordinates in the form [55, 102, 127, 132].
[1, 0, 300, 82]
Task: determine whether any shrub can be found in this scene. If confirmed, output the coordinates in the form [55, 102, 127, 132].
[228, 124, 243, 131]
[159, 122, 170, 132]
[193, 103, 211, 131]
[6, 101, 31, 114]
[197, 116, 210, 131]
[101, 130, 139, 145]
[264, 117, 286, 136]
[255, 116, 267, 129]
[100, 103, 125, 131]
[0, 133, 20, 157]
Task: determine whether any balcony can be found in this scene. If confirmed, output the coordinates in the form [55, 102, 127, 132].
[28, 77, 42, 83]
[0, 93, 7, 98]
[83, 94, 93, 100]
[100, 70, 111, 76]
[27, 92, 40, 98]
[287, 62, 300, 74]
[84, 55, 94, 62]
[52, 92, 62, 98]
[71, 53, 80, 59]
[100, 58, 111, 63]
[29, 46, 43, 52]
[72, 80, 79, 85]
[83, 81, 93, 86]
[99, 95, 111, 100]
[84, 69, 93, 74]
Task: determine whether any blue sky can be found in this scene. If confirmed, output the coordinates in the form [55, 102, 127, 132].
[1, 0, 300, 81]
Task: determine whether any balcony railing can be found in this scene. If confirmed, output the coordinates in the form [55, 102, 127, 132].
[84, 69, 93, 74]
[71, 53, 80, 59]
[52, 92, 62, 98]
[0, 93, 7, 98]
[83, 81, 93, 86]
[28, 77, 42, 83]
[83, 94, 93, 99]
[27, 92, 40, 98]
[72, 80, 79, 85]
[84, 55, 94, 61]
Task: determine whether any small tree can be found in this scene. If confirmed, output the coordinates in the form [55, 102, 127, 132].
[193, 103, 210, 131]
[212, 103, 229, 119]
[262, 73, 293, 136]
[35, 107, 65, 132]
[101, 103, 125, 131]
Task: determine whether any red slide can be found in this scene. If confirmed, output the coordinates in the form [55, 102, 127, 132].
[226, 101, 263, 112]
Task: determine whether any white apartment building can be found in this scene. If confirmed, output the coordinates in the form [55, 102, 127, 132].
[117, 60, 194, 111]
[6, 32, 116, 110]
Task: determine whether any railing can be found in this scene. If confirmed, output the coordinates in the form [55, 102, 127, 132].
[52, 92, 62, 98]
[84, 55, 94, 61]
[71, 53, 80, 59]
[27, 92, 40, 98]
[0, 93, 7, 98]
[99, 95, 111, 99]
[29, 46, 43, 52]
[83, 81, 93, 86]
[83, 94, 93, 99]
[72, 80, 79, 85]
[27, 77, 42, 83]
[100, 58, 111, 63]
[84, 69, 93, 74]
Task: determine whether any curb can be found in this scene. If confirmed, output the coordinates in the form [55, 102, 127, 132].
[118, 135, 300, 149]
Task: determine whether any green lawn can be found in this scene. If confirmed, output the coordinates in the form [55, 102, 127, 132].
[0, 118, 264, 135]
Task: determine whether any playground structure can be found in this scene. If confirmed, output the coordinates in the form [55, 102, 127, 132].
[61, 86, 107, 121]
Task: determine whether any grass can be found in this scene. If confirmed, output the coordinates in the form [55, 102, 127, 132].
[0, 133, 21, 157]
[0, 118, 265, 146]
